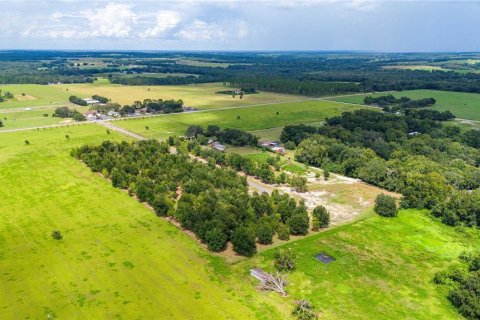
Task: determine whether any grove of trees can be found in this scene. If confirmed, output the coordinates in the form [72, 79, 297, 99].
[73, 139, 310, 256]
[284, 110, 480, 227]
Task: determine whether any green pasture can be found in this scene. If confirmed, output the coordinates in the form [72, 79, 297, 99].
[115, 100, 361, 139]
[333, 89, 480, 121]
[0, 84, 71, 109]
[0, 107, 89, 131]
[239, 209, 480, 319]
[0, 125, 280, 319]
[60, 82, 305, 110]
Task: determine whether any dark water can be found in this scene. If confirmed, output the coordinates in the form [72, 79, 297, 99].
[315, 253, 335, 264]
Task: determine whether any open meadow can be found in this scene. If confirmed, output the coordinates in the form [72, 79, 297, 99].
[332, 89, 480, 121]
[239, 209, 480, 319]
[114, 100, 361, 139]
[0, 125, 282, 319]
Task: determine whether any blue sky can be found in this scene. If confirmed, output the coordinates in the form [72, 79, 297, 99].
[4, 0, 480, 52]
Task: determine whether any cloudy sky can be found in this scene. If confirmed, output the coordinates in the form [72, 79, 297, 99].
[3, 0, 480, 52]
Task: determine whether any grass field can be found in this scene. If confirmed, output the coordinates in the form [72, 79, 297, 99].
[0, 107, 89, 131]
[332, 89, 480, 121]
[60, 82, 305, 110]
[0, 125, 281, 319]
[238, 209, 480, 319]
[0, 84, 71, 109]
[114, 100, 361, 139]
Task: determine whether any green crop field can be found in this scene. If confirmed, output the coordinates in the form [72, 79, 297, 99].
[0, 125, 281, 319]
[332, 89, 480, 121]
[0, 84, 71, 109]
[114, 100, 361, 139]
[60, 82, 306, 110]
[238, 209, 480, 319]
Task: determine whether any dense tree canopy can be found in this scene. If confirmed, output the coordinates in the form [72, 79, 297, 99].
[73, 139, 308, 256]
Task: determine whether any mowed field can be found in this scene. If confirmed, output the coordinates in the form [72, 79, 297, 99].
[60, 82, 306, 110]
[239, 209, 480, 319]
[332, 89, 480, 121]
[0, 106, 89, 131]
[114, 100, 361, 139]
[0, 83, 306, 110]
[0, 84, 71, 109]
[0, 125, 281, 319]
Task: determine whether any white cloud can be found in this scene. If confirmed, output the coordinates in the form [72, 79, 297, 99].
[140, 10, 182, 38]
[175, 19, 248, 41]
[81, 3, 137, 38]
[176, 20, 227, 41]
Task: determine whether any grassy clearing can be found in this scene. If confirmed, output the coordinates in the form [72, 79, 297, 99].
[60, 82, 304, 110]
[237, 209, 480, 319]
[0, 84, 71, 109]
[115, 100, 361, 139]
[333, 89, 480, 121]
[0, 125, 278, 319]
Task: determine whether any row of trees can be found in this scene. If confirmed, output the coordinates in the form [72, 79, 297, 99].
[69, 95, 88, 106]
[73, 139, 311, 256]
[53, 106, 86, 121]
[364, 94, 436, 109]
[284, 110, 480, 227]
[186, 125, 259, 146]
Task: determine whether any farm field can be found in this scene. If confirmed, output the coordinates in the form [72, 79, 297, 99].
[332, 89, 480, 121]
[0, 84, 71, 109]
[114, 100, 361, 139]
[0, 107, 88, 131]
[59, 82, 306, 110]
[238, 209, 480, 320]
[0, 125, 279, 319]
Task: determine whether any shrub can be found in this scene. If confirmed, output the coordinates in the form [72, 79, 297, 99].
[292, 299, 317, 320]
[312, 205, 330, 229]
[256, 223, 274, 245]
[51, 230, 63, 240]
[285, 141, 296, 150]
[274, 248, 296, 271]
[205, 228, 228, 252]
[277, 224, 290, 240]
[232, 227, 257, 257]
[288, 213, 309, 235]
[374, 193, 398, 217]
[323, 169, 330, 181]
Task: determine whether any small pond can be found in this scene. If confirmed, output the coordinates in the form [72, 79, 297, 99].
[315, 252, 335, 264]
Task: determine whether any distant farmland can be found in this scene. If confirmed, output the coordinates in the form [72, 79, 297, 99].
[114, 100, 363, 139]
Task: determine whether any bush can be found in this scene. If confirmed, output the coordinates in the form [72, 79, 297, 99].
[231, 227, 257, 256]
[288, 213, 309, 235]
[51, 230, 63, 240]
[312, 205, 330, 229]
[374, 193, 398, 217]
[285, 141, 296, 150]
[205, 228, 228, 252]
[292, 299, 317, 320]
[277, 224, 290, 240]
[274, 248, 296, 271]
[256, 223, 274, 245]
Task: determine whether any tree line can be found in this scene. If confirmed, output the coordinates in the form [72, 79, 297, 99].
[281, 110, 480, 227]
